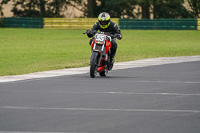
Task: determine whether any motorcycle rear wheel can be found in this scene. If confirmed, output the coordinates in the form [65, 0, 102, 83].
[90, 52, 99, 78]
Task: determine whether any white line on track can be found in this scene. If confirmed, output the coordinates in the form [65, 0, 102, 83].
[114, 80, 200, 84]
[134, 81, 200, 84]
[0, 90, 200, 96]
[0, 56, 200, 82]
[0, 131, 94, 133]
[0, 106, 200, 113]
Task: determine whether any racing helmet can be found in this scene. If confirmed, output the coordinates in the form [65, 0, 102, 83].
[98, 12, 111, 29]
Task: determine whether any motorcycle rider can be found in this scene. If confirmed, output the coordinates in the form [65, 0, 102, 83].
[86, 12, 122, 69]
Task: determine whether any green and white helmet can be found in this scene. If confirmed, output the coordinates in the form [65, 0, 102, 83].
[98, 12, 111, 29]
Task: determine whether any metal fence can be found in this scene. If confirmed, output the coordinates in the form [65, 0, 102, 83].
[119, 18, 197, 30]
[0, 17, 199, 30]
[4, 17, 43, 28]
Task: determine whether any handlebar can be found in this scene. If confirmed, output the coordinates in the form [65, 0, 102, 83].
[83, 30, 120, 39]
[83, 30, 97, 35]
[83, 30, 89, 34]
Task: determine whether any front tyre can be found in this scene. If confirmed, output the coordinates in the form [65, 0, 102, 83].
[90, 52, 99, 78]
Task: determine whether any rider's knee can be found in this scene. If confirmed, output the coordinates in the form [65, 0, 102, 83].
[112, 43, 117, 51]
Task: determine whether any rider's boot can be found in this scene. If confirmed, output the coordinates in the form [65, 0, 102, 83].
[108, 56, 115, 70]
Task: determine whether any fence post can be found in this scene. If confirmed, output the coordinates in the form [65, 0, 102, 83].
[0, 18, 4, 27]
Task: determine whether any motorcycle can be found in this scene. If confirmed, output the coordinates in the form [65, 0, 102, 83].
[84, 31, 117, 78]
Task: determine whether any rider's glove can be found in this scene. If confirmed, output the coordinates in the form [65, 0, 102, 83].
[87, 30, 94, 38]
[117, 34, 122, 40]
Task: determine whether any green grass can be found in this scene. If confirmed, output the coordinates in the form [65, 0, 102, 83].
[0, 28, 200, 76]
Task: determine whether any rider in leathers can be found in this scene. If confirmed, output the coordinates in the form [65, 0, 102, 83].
[87, 12, 122, 68]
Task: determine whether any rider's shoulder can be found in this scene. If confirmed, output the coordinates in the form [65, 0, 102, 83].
[110, 21, 118, 27]
[94, 22, 100, 27]
[94, 22, 100, 25]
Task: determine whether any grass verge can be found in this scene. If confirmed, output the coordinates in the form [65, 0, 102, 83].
[0, 28, 200, 76]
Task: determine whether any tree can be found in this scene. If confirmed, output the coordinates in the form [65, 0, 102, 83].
[137, 0, 151, 18]
[86, 0, 97, 17]
[101, 0, 137, 18]
[0, 0, 195, 18]
[83, 0, 137, 18]
[187, 0, 200, 17]
[0, 0, 10, 16]
[0, 0, 82, 17]
[152, 0, 192, 18]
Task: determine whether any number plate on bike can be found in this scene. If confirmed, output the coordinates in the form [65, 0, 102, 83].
[95, 34, 106, 44]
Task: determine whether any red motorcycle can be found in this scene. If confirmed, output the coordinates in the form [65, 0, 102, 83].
[84, 31, 117, 78]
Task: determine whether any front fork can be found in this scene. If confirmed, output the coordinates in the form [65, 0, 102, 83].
[97, 44, 105, 67]
[92, 44, 109, 68]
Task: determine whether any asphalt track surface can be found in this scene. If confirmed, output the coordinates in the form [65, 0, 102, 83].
[0, 61, 200, 133]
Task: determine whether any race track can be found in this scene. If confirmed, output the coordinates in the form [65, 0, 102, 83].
[0, 58, 200, 133]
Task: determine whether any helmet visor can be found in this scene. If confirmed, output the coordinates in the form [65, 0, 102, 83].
[99, 20, 109, 26]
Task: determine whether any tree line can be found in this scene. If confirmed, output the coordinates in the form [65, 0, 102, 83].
[0, 0, 199, 18]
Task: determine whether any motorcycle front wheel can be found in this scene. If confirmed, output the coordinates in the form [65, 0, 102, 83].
[90, 52, 99, 78]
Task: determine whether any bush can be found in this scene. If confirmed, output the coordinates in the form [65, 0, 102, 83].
[0, 18, 4, 27]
